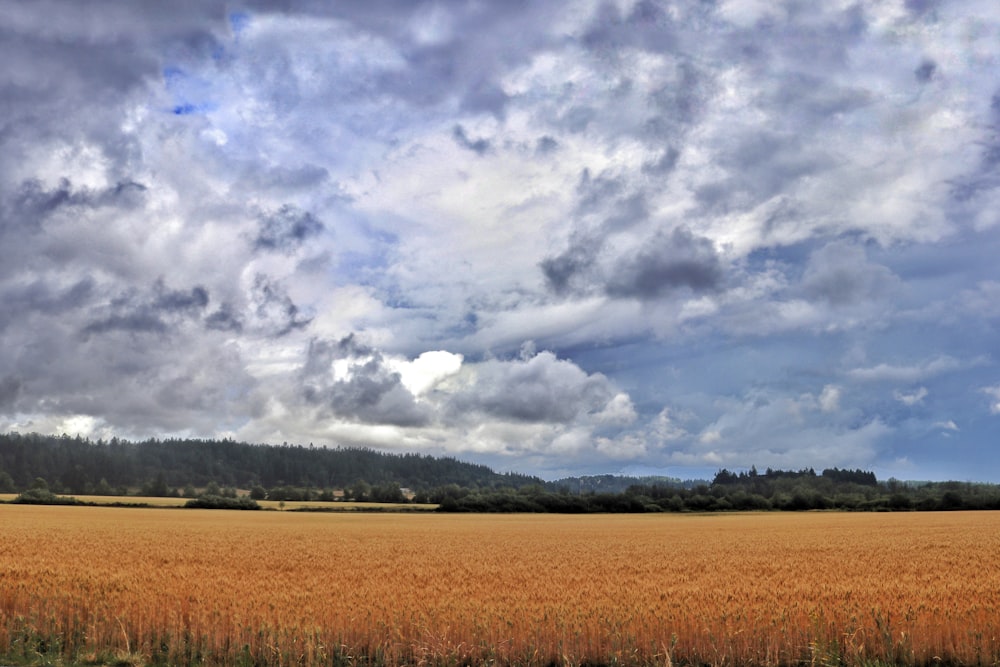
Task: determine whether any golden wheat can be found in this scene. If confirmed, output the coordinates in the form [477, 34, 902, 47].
[1, 506, 998, 666]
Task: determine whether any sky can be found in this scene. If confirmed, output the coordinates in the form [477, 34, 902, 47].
[2, 0, 1000, 482]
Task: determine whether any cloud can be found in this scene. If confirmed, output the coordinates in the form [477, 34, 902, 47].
[818, 385, 841, 413]
[983, 386, 1000, 415]
[800, 241, 900, 306]
[542, 226, 724, 301]
[448, 350, 627, 425]
[389, 350, 464, 396]
[254, 204, 324, 253]
[300, 336, 430, 428]
[848, 356, 976, 383]
[933, 419, 958, 432]
[2, 1, 1000, 480]
[606, 227, 724, 299]
[249, 275, 311, 337]
[894, 386, 929, 406]
[452, 125, 491, 155]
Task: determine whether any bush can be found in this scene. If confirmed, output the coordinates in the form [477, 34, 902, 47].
[12, 488, 85, 505]
[184, 494, 260, 510]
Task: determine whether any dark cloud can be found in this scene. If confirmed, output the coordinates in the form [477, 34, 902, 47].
[204, 304, 243, 333]
[3, 179, 146, 233]
[559, 106, 596, 133]
[0, 377, 21, 409]
[606, 227, 724, 299]
[0, 278, 95, 332]
[915, 59, 937, 83]
[461, 79, 509, 118]
[301, 336, 429, 427]
[582, 0, 677, 55]
[643, 62, 707, 139]
[642, 147, 679, 175]
[573, 170, 650, 231]
[540, 236, 600, 295]
[904, 0, 939, 15]
[154, 281, 209, 313]
[575, 169, 625, 215]
[250, 275, 311, 337]
[535, 136, 558, 155]
[452, 125, 491, 155]
[254, 204, 324, 253]
[80, 281, 210, 338]
[81, 312, 169, 337]
[948, 92, 1000, 203]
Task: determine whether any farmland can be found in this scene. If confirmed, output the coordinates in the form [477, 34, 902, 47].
[1, 507, 998, 666]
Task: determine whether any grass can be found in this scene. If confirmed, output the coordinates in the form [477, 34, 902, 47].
[0, 493, 437, 511]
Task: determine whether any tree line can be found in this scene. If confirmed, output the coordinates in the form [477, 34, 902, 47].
[0, 432, 540, 498]
[439, 467, 1000, 512]
[3, 432, 1000, 512]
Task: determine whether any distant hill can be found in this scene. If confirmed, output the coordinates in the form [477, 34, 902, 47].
[0, 432, 541, 494]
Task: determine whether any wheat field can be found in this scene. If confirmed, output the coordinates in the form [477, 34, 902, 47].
[1, 506, 998, 666]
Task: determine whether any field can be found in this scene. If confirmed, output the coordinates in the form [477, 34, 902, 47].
[1, 507, 999, 666]
[0, 494, 434, 511]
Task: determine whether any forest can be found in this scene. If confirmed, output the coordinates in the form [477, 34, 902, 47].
[2, 432, 1000, 512]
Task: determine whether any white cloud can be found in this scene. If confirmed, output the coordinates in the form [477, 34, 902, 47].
[818, 385, 841, 413]
[390, 350, 464, 396]
[849, 356, 981, 383]
[983, 386, 1000, 415]
[893, 386, 928, 406]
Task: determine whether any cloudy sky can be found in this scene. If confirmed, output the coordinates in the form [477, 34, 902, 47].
[2, 0, 1000, 481]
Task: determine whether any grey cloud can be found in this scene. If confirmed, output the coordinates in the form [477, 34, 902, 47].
[254, 204, 324, 253]
[949, 90, 1000, 203]
[449, 351, 617, 424]
[606, 227, 724, 299]
[904, 0, 939, 15]
[642, 147, 679, 175]
[574, 169, 650, 231]
[461, 79, 509, 118]
[4, 179, 146, 232]
[204, 304, 243, 333]
[696, 131, 834, 213]
[575, 169, 625, 215]
[81, 280, 210, 338]
[0, 377, 21, 409]
[250, 274, 311, 337]
[643, 62, 707, 139]
[915, 59, 937, 83]
[540, 235, 601, 295]
[0, 278, 95, 332]
[81, 312, 168, 337]
[312, 2, 555, 116]
[154, 282, 209, 313]
[582, 0, 678, 55]
[535, 136, 558, 155]
[801, 241, 900, 306]
[237, 164, 329, 193]
[301, 336, 429, 427]
[847, 356, 973, 383]
[559, 106, 596, 133]
[452, 125, 491, 155]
